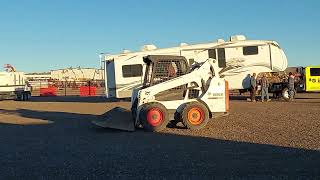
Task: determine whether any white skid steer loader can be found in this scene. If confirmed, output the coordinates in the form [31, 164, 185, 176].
[92, 55, 229, 131]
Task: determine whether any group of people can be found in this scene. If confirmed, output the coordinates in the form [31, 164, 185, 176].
[249, 72, 295, 102]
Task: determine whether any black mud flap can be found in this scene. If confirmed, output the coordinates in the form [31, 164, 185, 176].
[92, 107, 135, 132]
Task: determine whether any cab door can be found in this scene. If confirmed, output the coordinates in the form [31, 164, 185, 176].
[305, 66, 320, 91]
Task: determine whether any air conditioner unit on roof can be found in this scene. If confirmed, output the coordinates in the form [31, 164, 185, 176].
[230, 35, 246, 41]
[180, 43, 188, 46]
[141, 44, 157, 51]
[217, 39, 225, 43]
[123, 49, 131, 53]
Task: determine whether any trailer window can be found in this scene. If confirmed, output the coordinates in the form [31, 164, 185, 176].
[208, 49, 216, 59]
[122, 64, 143, 78]
[243, 46, 258, 55]
[310, 68, 320, 76]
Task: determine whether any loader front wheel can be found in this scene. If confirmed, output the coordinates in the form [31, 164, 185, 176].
[140, 102, 169, 132]
[182, 102, 209, 130]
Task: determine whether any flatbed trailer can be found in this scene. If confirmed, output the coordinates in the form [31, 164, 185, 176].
[0, 71, 32, 101]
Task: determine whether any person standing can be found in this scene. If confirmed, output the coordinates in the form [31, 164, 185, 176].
[250, 73, 257, 102]
[260, 74, 271, 102]
[288, 72, 295, 101]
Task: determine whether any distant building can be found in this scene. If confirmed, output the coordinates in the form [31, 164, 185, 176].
[25, 72, 51, 81]
[25, 67, 104, 89]
[26, 68, 104, 82]
[50, 68, 104, 81]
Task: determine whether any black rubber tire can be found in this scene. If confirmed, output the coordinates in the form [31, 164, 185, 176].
[174, 110, 182, 122]
[170, 112, 182, 128]
[131, 98, 139, 127]
[27, 92, 31, 101]
[22, 93, 26, 101]
[182, 101, 209, 130]
[139, 102, 169, 132]
[16, 93, 22, 101]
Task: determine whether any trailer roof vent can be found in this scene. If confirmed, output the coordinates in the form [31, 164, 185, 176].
[122, 49, 131, 53]
[230, 35, 246, 41]
[141, 44, 157, 51]
[217, 39, 225, 43]
[180, 43, 188, 46]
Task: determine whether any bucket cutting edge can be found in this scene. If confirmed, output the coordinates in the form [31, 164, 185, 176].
[92, 107, 135, 131]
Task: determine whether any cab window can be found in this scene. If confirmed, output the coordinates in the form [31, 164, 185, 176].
[310, 68, 320, 76]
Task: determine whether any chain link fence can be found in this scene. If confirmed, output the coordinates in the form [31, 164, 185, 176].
[30, 80, 105, 97]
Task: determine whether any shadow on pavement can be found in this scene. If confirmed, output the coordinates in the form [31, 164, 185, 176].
[0, 108, 319, 179]
[230, 95, 249, 101]
[28, 93, 320, 103]
[295, 97, 320, 100]
[28, 96, 130, 103]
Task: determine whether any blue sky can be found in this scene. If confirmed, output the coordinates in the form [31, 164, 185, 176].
[0, 0, 319, 72]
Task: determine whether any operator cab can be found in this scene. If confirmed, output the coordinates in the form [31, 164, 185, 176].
[142, 55, 189, 88]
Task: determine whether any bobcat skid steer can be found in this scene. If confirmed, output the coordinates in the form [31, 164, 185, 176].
[92, 55, 229, 132]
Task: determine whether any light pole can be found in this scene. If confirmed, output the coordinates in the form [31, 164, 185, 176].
[99, 53, 108, 80]
[62, 70, 69, 96]
[99, 52, 109, 97]
[77, 66, 85, 80]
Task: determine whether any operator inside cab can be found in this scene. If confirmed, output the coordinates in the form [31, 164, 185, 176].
[167, 63, 177, 78]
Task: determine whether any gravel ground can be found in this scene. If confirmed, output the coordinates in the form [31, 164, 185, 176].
[0, 94, 319, 179]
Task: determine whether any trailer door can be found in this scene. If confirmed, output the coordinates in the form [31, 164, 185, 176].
[217, 48, 226, 68]
[106, 60, 116, 98]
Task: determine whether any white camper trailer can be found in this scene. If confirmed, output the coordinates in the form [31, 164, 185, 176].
[102, 35, 288, 99]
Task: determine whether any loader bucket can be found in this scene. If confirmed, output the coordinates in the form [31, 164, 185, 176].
[92, 107, 135, 131]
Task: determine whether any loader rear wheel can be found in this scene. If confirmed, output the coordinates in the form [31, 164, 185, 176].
[140, 102, 169, 132]
[182, 102, 209, 130]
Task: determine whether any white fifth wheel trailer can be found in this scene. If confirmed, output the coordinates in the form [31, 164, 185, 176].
[102, 35, 288, 99]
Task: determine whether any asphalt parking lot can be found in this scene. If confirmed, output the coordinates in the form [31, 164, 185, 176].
[0, 93, 319, 179]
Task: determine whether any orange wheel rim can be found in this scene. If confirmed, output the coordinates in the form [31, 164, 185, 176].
[187, 107, 204, 125]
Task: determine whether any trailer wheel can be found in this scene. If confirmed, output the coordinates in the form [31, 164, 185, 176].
[22, 93, 26, 101]
[27, 92, 31, 101]
[16, 93, 22, 101]
[182, 102, 209, 130]
[140, 102, 169, 132]
[24, 92, 31, 101]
